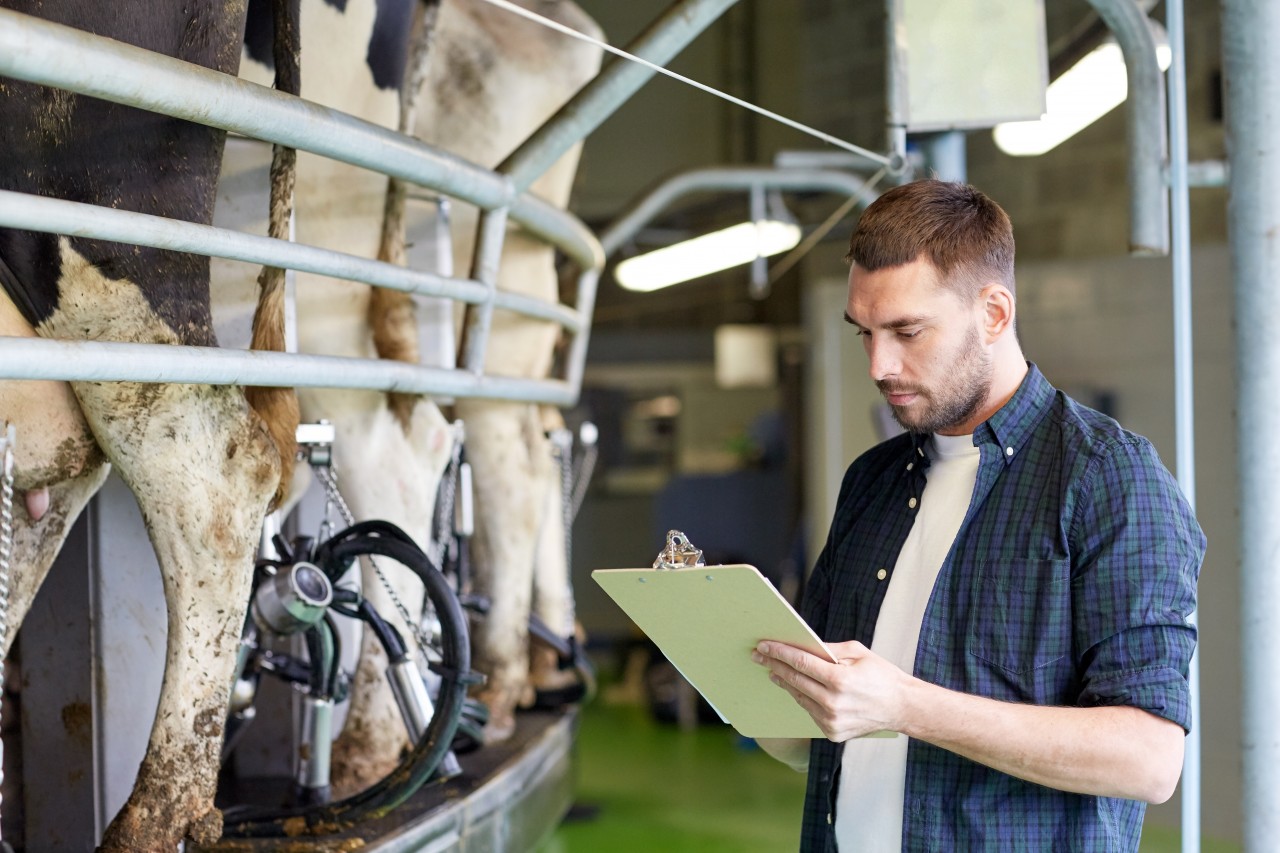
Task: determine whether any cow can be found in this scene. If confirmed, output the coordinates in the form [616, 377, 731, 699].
[215, 0, 603, 791]
[0, 0, 601, 847]
[412, 0, 602, 742]
[0, 2, 292, 849]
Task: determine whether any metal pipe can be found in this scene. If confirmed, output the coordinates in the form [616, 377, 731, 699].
[916, 132, 967, 183]
[0, 337, 578, 406]
[884, 0, 909, 173]
[599, 167, 883, 257]
[500, 0, 741, 192]
[1186, 160, 1228, 189]
[1223, 1, 1280, 848]
[1164, 1, 1200, 849]
[1083, 0, 1170, 255]
[0, 190, 582, 332]
[564, 269, 600, 395]
[0, 9, 603, 273]
[458, 208, 510, 376]
[773, 150, 891, 172]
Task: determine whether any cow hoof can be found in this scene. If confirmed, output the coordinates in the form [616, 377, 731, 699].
[98, 804, 221, 853]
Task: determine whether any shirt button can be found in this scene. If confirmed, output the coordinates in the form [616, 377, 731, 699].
[908, 497, 918, 509]
[827, 812, 833, 825]
[1005, 446, 1014, 457]
[906, 462, 913, 471]
[877, 568, 887, 580]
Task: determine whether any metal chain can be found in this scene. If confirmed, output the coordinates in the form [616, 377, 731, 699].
[312, 465, 437, 657]
[549, 430, 573, 574]
[0, 423, 17, 843]
[427, 424, 465, 569]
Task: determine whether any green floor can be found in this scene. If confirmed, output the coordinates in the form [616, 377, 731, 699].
[538, 694, 1240, 853]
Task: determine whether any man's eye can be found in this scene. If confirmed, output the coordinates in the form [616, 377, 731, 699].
[898, 329, 923, 339]
[856, 329, 871, 338]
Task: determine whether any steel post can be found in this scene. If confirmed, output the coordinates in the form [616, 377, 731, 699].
[1223, 0, 1280, 848]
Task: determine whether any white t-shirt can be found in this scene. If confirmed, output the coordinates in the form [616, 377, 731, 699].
[835, 432, 981, 851]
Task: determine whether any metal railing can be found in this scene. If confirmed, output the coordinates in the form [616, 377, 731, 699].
[0, 8, 602, 403]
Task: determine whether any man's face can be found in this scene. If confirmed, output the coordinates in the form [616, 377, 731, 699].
[845, 258, 993, 436]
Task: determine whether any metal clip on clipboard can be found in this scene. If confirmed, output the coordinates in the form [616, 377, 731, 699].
[652, 529, 704, 570]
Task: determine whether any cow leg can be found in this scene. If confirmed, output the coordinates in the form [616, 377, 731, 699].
[68, 382, 278, 853]
[527, 410, 575, 702]
[300, 389, 453, 797]
[457, 400, 551, 741]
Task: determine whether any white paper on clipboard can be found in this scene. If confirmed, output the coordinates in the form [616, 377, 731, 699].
[592, 563, 841, 739]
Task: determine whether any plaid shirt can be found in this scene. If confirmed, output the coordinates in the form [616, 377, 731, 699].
[799, 364, 1204, 852]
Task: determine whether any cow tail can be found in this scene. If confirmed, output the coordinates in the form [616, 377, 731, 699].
[246, 0, 302, 511]
[369, 0, 444, 430]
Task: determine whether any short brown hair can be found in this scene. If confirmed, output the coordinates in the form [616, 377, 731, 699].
[845, 180, 1015, 298]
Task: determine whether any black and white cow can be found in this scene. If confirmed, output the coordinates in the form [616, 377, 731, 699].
[0, 1, 290, 849]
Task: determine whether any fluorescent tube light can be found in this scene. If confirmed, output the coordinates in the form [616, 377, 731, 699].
[993, 41, 1172, 156]
[615, 220, 802, 293]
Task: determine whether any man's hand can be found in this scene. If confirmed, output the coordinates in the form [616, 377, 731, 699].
[752, 640, 1186, 803]
[753, 640, 910, 742]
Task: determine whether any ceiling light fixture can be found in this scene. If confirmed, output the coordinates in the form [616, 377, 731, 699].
[993, 39, 1172, 157]
[614, 218, 802, 293]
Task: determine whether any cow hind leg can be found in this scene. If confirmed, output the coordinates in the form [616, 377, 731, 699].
[459, 401, 551, 741]
[74, 381, 279, 853]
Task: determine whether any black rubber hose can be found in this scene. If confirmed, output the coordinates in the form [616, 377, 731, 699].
[221, 526, 472, 837]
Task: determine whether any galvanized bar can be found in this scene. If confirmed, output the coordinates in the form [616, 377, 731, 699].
[1164, 2, 1200, 850]
[1223, 0, 1280, 848]
[563, 269, 600, 395]
[500, 0, 741, 193]
[0, 337, 577, 406]
[1083, 0, 1170, 256]
[599, 167, 882, 257]
[0, 191, 580, 332]
[459, 209, 511, 376]
[0, 9, 603, 276]
[509, 193, 603, 271]
[916, 132, 967, 183]
[0, 190, 484, 304]
[884, 0, 909, 172]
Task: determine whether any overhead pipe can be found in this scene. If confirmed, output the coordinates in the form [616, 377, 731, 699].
[600, 167, 884, 257]
[1083, 0, 1170, 255]
[1223, 0, 1280, 849]
[500, 0, 742, 193]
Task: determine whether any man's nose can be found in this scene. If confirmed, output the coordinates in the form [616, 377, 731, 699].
[866, 337, 900, 382]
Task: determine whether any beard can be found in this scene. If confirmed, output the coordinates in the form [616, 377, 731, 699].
[878, 324, 993, 435]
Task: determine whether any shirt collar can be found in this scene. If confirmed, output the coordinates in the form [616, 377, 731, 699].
[973, 362, 1054, 465]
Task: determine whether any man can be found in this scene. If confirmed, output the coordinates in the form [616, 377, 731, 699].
[754, 180, 1204, 851]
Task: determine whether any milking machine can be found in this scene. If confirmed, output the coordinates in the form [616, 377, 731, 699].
[217, 424, 480, 837]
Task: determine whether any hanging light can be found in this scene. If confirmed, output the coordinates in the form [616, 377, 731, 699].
[614, 219, 802, 293]
[993, 39, 1172, 157]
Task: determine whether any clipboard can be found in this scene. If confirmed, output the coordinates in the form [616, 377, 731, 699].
[592, 559, 838, 739]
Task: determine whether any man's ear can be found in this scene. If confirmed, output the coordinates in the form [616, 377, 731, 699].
[980, 284, 1015, 343]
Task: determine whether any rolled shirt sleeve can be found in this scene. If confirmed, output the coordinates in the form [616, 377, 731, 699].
[1069, 435, 1205, 731]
